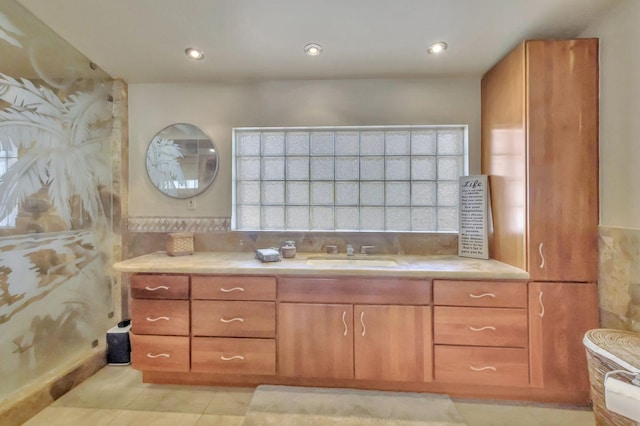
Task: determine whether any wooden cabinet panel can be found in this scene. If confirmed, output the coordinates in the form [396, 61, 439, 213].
[529, 282, 599, 391]
[191, 275, 276, 301]
[191, 301, 276, 338]
[131, 299, 189, 336]
[434, 307, 527, 347]
[435, 346, 529, 387]
[354, 305, 432, 382]
[131, 274, 189, 299]
[130, 334, 190, 372]
[278, 303, 354, 379]
[433, 280, 527, 308]
[278, 277, 431, 305]
[191, 337, 276, 375]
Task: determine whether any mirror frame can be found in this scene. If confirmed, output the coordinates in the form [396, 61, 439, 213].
[145, 123, 218, 199]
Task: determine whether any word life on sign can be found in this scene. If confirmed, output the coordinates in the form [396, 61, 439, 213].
[458, 175, 489, 259]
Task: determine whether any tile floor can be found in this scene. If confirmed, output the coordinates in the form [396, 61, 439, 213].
[23, 366, 596, 426]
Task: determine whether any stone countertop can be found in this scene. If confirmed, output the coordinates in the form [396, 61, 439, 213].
[113, 251, 529, 280]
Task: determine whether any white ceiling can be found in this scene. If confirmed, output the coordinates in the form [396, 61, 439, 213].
[18, 0, 620, 84]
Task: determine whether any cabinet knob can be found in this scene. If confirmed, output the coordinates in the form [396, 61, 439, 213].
[469, 292, 496, 299]
[145, 285, 169, 291]
[469, 365, 497, 372]
[468, 326, 496, 332]
[221, 355, 245, 361]
[538, 243, 546, 269]
[220, 317, 245, 323]
[147, 353, 170, 359]
[146, 316, 170, 322]
[220, 287, 245, 293]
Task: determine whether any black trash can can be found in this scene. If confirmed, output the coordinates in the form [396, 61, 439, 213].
[106, 321, 131, 365]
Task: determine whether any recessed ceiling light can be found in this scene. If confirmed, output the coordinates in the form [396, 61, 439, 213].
[185, 47, 205, 60]
[304, 43, 323, 56]
[427, 41, 448, 55]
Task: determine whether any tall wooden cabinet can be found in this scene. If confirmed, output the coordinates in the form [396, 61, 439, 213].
[481, 39, 600, 396]
[481, 39, 599, 282]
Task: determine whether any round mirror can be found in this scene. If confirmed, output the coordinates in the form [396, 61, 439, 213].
[145, 123, 218, 199]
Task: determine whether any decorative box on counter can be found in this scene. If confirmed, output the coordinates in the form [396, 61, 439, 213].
[167, 232, 194, 256]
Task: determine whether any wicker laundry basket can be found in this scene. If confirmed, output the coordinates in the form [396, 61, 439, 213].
[583, 329, 640, 426]
[167, 232, 194, 256]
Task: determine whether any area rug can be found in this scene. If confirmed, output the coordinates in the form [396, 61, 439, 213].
[242, 385, 467, 425]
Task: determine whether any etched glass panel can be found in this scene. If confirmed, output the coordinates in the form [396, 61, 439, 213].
[437, 182, 458, 206]
[385, 157, 410, 180]
[360, 207, 384, 230]
[336, 182, 359, 205]
[237, 181, 261, 204]
[262, 206, 285, 229]
[286, 157, 309, 180]
[311, 206, 334, 230]
[411, 130, 437, 155]
[360, 181, 384, 205]
[335, 157, 359, 180]
[437, 207, 459, 231]
[335, 131, 359, 155]
[360, 131, 384, 155]
[411, 207, 437, 231]
[286, 182, 309, 205]
[286, 131, 310, 156]
[311, 181, 334, 205]
[412, 182, 437, 206]
[336, 207, 359, 230]
[385, 131, 410, 155]
[386, 182, 410, 206]
[437, 157, 463, 181]
[237, 132, 261, 156]
[411, 157, 436, 180]
[437, 129, 464, 155]
[238, 157, 262, 180]
[385, 207, 411, 231]
[310, 157, 334, 180]
[310, 131, 334, 155]
[261, 131, 285, 156]
[262, 181, 285, 205]
[286, 206, 309, 230]
[360, 157, 384, 180]
[262, 157, 285, 180]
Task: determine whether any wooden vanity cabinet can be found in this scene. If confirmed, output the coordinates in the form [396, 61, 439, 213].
[190, 275, 276, 375]
[481, 39, 599, 282]
[433, 280, 529, 387]
[277, 277, 432, 383]
[528, 282, 599, 392]
[129, 274, 190, 372]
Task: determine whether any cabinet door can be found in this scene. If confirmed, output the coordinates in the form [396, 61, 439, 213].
[529, 282, 599, 391]
[526, 39, 599, 282]
[278, 303, 354, 379]
[354, 305, 432, 382]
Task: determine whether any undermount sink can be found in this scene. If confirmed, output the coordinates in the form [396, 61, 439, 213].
[306, 256, 398, 267]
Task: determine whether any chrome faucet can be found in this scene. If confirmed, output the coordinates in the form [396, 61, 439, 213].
[360, 245, 375, 255]
[346, 244, 354, 256]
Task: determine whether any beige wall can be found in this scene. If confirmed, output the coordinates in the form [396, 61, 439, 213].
[128, 78, 480, 217]
[581, 0, 640, 229]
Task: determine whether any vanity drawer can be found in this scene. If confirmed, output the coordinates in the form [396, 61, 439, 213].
[130, 334, 190, 372]
[131, 274, 189, 299]
[433, 280, 526, 308]
[434, 307, 528, 347]
[131, 299, 189, 336]
[191, 337, 276, 375]
[191, 301, 276, 338]
[192, 276, 276, 301]
[434, 346, 529, 386]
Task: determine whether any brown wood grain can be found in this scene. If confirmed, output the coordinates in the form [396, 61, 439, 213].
[191, 300, 276, 338]
[131, 274, 189, 299]
[130, 334, 190, 372]
[191, 275, 276, 301]
[433, 280, 527, 308]
[191, 337, 276, 375]
[130, 299, 190, 336]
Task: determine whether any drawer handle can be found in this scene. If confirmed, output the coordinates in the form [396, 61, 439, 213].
[469, 365, 497, 372]
[469, 326, 496, 332]
[469, 292, 496, 299]
[220, 287, 245, 293]
[342, 311, 348, 336]
[538, 243, 545, 269]
[145, 285, 169, 291]
[146, 316, 170, 322]
[147, 353, 170, 359]
[360, 311, 366, 337]
[221, 355, 245, 361]
[538, 291, 545, 317]
[220, 317, 245, 323]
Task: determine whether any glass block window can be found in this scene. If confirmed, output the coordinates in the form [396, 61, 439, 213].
[232, 126, 467, 232]
[0, 144, 18, 227]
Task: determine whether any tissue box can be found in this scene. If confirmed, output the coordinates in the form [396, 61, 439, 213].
[583, 329, 640, 425]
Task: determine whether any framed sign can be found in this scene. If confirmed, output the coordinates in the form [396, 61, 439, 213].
[458, 175, 489, 259]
